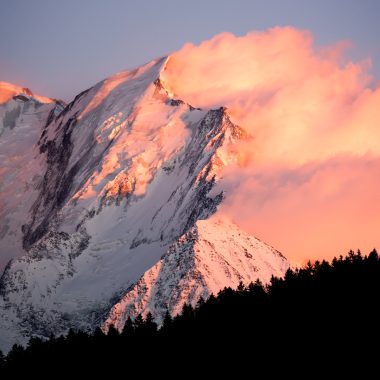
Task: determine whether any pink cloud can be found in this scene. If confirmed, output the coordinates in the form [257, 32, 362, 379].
[162, 27, 380, 263]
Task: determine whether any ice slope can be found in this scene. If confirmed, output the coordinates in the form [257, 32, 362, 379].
[103, 217, 288, 331]
[0, 58, 289, 352]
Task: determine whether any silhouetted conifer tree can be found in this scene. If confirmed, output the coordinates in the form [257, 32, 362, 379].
[144, 312, 158, 336]
[121, 316, 135, 337]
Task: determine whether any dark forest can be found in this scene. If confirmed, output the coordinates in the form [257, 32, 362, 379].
[1, 249, 379, 374]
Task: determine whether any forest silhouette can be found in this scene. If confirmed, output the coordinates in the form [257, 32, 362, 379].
[1, 249, 379, 374]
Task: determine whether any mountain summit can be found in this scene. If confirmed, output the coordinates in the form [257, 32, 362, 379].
[0, 58, 288, 351]
[0, 81, 53, 105]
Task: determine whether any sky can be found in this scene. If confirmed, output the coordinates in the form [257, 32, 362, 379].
[1, 0, 380, 101]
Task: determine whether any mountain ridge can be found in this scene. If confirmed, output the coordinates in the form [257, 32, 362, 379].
[103, 217, 288, 331]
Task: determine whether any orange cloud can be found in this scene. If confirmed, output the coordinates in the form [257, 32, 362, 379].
[163, 27, 380, 263]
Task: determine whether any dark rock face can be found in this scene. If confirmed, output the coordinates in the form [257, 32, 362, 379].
[12, 95, 29, 102]
[23, 115, 78, 250]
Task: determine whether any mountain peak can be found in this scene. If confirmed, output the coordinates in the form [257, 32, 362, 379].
[103, 216, 288, 331]
[0, 81, 53, 104]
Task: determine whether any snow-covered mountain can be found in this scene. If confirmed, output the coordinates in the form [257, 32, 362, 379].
[0, 82, 64, 269]
[0, 58, 288, 352]
[103, 217, 288, 331]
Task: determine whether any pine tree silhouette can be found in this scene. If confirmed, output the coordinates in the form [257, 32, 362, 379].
[2, 249, 380, 374]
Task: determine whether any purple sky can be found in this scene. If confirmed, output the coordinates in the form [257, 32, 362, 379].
[1, 0, 379, 101]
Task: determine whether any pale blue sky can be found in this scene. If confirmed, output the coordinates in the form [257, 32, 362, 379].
[1, 0, 379, 100]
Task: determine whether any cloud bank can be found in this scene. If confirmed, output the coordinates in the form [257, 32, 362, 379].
[162, 27, 380, 264]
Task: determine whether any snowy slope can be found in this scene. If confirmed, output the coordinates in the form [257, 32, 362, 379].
[103, 217, 288, 331]
[0, 84, 63, 269]
[0, 58, 289, 352]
